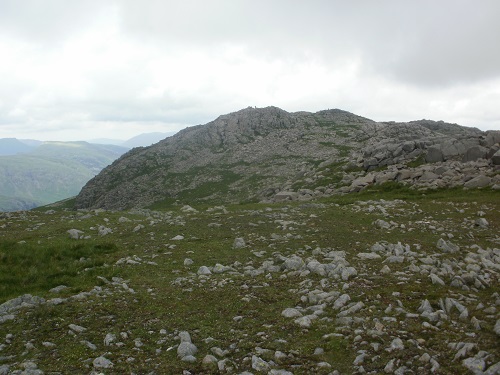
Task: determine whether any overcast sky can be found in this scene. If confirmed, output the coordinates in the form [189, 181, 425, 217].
[1, 0, 499, 141]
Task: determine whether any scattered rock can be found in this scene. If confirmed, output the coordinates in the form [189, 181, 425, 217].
[67, 229, 84, 239]
[464, 175, 492, 189]
[93, 356, 113, 369]
[282, 308, 302, 318]
[233, 237, 246, 248]
[437, 238, 459, 253]
[252, 355, 270, 371]
[177, 331, 198, 360]
[197, 266, 212, 275]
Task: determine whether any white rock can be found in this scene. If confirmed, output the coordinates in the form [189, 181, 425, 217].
[371, 242, 386, 252]
[179, 331, 192, 343]
[49, 285, 68, 293]
[333, 294, 351, 310]
[494, 319, 500, 336]
[202, 354, 218, 365]
[417, 300, 433, 314]
[317, 362, 332, 368]
[69, 324, 87, 333]
[252, 355, 270, 371]
[98, 225, 112, 236]
[475, 218, 489, 228]
[104, 333, 116, 346]
[284, 255, 304, 271]
[233, 237, 246, 248]
[374, 219, 391, 229]
[178, 342, 198, 358]
[197, 266, 212, 275]
[294, 316, 312, 328]
[430, 358, 440, 372]
[181, 205, 198, 213]
[429, 273, 445, 286]
[419, 353, 431, 363]
[93, 356, 113, 369]
[133, 224, 144, 232]
[307, 260, 326, 275]
[67, 229, 84, 239]
[384, 359, 395, 373]
[0, 315, 15, 324]
[484, 362, 500, 375]
[387, 338, 405, 352]
[314, 347, 324, 355]
[357, 252, 381, 260]
[341, 267, 357, 281]
[463, 357, 485, 374]
[380, 265, 391, 274]
[437, 238, 459, 253]
[337, 302, 364, 317]
[213, 263, 230, 273]
[275, 350, 287, 361]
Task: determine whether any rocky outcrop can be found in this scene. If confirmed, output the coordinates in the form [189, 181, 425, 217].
[75, 107, 500, 210]
[75, 107, 376, 209]
[344, 159, 499, 193]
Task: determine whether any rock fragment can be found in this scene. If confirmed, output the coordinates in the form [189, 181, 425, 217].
[233, 237, 246, 248]
[177, 331, 198, 360]
[67, 229, 84, 239]
[93, 356, 113, 369]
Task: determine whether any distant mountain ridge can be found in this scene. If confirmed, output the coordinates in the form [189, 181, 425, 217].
[121, 132, 176, 148]
[0, 138, 34, 156]
[0, 131, 178, 211]
[0, 142, 128, 211]
[88, 132, 176, 148]
[75, 106, 500, 211]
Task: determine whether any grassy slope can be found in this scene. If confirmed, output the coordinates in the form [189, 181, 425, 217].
[0, 188, 498, 373]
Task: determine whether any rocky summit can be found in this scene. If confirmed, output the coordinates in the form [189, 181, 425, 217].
[75, 106, 500, 210]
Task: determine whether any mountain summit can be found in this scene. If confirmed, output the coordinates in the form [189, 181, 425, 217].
[75, 107, 500, 210]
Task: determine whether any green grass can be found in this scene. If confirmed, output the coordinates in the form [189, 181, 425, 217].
[0, 188, 498, 374]
[325, 181, 500, 204]
[406, 154, 426, 168]
[0, 240, 120, 302]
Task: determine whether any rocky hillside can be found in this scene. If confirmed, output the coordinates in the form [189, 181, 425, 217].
[75, 107, 500, 210]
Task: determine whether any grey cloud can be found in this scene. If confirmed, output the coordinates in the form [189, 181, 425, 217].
[361, 1, 500, 86]
[0, 0, 110, 44]
[117, 0, 500, 86]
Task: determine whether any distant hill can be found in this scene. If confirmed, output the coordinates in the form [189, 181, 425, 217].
[85, 138, 125, 146]
[88, 132, 176, 148]
[0, 142, 128, 211]
[18, 139, 43, 148]
[121, 132, 176, 148]
[0, 138, 35, 156]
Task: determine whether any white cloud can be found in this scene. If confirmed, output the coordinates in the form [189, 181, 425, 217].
[0, 0, 499, 141]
